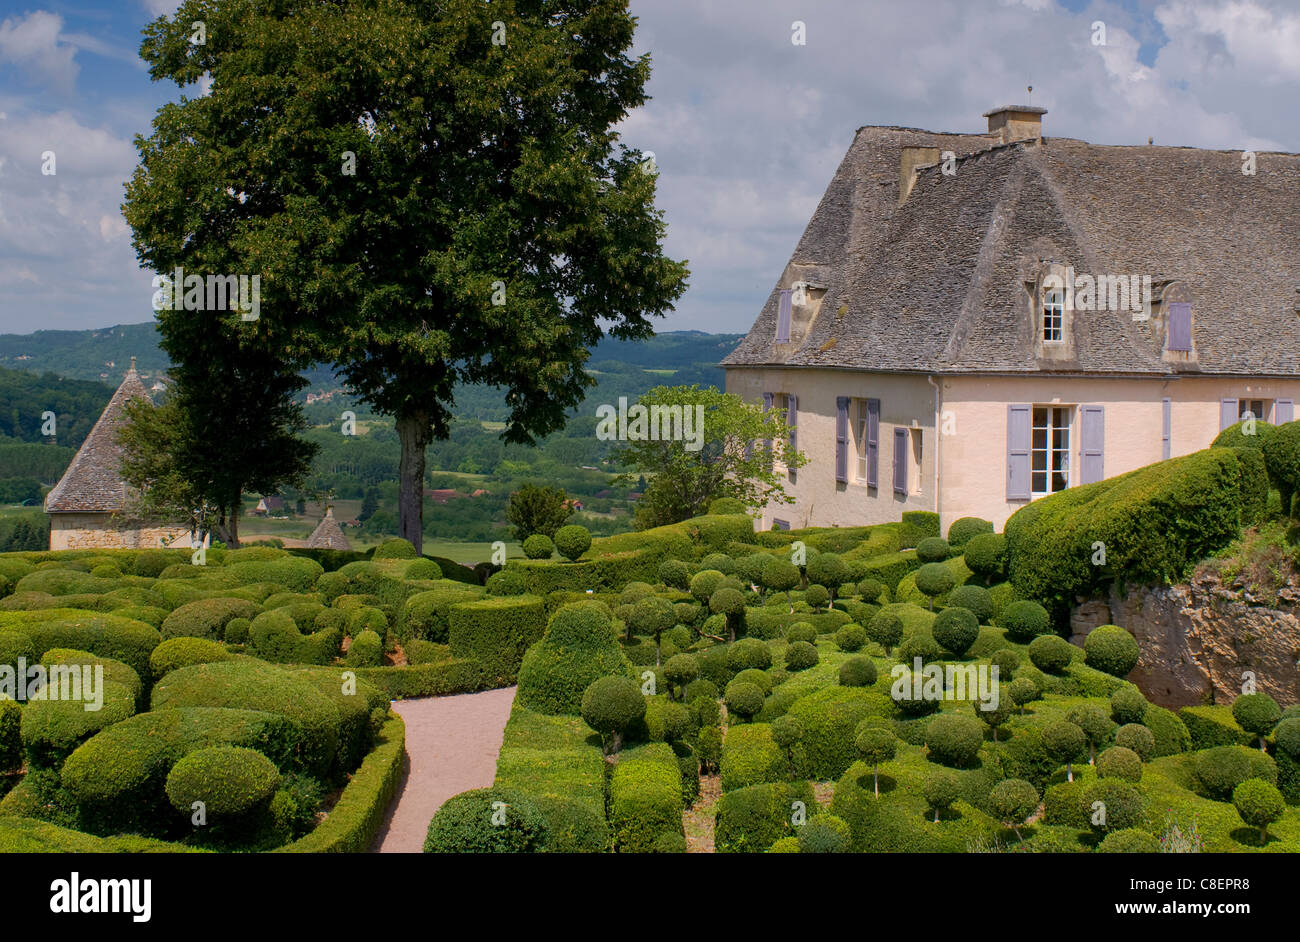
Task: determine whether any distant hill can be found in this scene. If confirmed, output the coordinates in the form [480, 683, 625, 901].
[0, 323, 169, 384]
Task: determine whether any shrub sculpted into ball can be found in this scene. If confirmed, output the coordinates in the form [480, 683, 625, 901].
[914, 563, 955, 610]
[1233, 778, 1285, 844]
[663, 654, 699, 701]
[856, 578, 885, 603]
[835, 623, 867, 652]
[165, 745, 279, 822]
[925, 714, 984, 768]
[999, 600, 1050, 643]
[962, 532, 1006, 584]
[803, 584, 830, 609]
[724, 681, 766, 724]
[784, 640, 818, 672]
[897, 632, 943, 667]
[989, 778, 1039, 842]
[1028, 634, 1073, 674]
[1194, 745, 1277, 801]
[916, 538, 951, 563]
[1115, 723, 1156, 761]
[796, 814, 851, 853]
[423, 787, 549, 853]
[838, 656, 877, 688]
[709, 588, 748, 642]
[1097, 746, 1143, 783]
[932, 606, 979, 657]
[805, 552, 849, 600]
[990, 649, 1020, 680]
[1110, 686, 1148, 726]
[947, 516, 994, 549]
[581, 676, 646, 754]
[1232, 692, 1282, 750]
[1083, 625, 1140, 677]
[946, 585, 993, 624]
[867, 611, 904, 655]
[522, 534, 555, 560]
[1081, 779, 1143, 835]
[923, 768, 960, 822]
[553, 524, 592, 562]
[1097, 829, 1161, 853]
[726, 638, 772, 673]
[785, 622, 817, 644]
[1043, 720, 1088, 781]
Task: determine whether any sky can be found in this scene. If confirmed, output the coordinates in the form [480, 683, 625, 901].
[0, 0, 1297, 337]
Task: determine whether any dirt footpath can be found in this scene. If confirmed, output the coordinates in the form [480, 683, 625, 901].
[371, 686, 516, 853]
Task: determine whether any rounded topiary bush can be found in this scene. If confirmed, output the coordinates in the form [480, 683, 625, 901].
[1194, 745, 1276, 801]
[517, 603, 634, 715]
[896, 631, 942, 666]
[990, 649, 1020, 680]
[1232, 692, 1282, 748]
[784, 641, 818, 672]
[855, 578, 885, 603]
[1083, 625, 1140, 677]
[731, 667, 772, 695]
[915, 538, 951, 563]
[164, 745, 279, 820]
[1096, 746, 1143, 783]
[658, 559, 691, 590]
[1213, 418, 1275, 450]
[700, 553, 736, 576]
[373, 538, 418, 560]
[838, 656, 877, 688]
[914, 563, 955, 608]
[685, 678, 719, 703]
[867, 611, 903, 654]
[962, 532, 1006, 583]
[522, 534, 555, 560]
[726, 638, 771, 672]
[945, 584, 993, 624]
[932, 606, 979, 657]
[662, 653, 699, 699]
[1028, 634, 1074, 674]
[1081, 779, 1144, 834]
[553, 525, 592, 562]
[1097, 829, 1161, 853]
[1115, 723, 1156, 761]
[707, 497, 747, 515]
[796, 814, 851, 853]
[485, 569, 528, 596]
[835, 623, 867, 652]
[724, 681, 766, 723]
[802, 584, 830, 609]
[785, 622, 817, 644]
[1233, 778, 1285, 843]
[424, 787, 549, 853]
[1110, 686, 1148, 725]
[404, 558, 442, 580]
[924, 714, 984, 768]
[345, 628, 384, 667]
[989, 778, 1039, 832]
[581, 675, 645, 753]
[148, 637, 232, 680]
[947, 517, 993, 549]
[223, 617, 251, 645]
[1000, 600, 1050, 643]
[160, 597, 261, 642]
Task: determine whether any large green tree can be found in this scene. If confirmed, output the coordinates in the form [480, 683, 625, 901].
[614, 385, 805, 528]
[124, 0, 688, 553]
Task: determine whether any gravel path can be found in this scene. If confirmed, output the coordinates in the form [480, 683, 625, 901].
[371, 687, 517, 853]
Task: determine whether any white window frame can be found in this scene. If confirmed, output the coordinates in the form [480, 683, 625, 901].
[1238, 399, 1270, 423]
[853, 398, 869, 483]
[1042, 287, 1065, 343]
[1031, 405, 1072, 497]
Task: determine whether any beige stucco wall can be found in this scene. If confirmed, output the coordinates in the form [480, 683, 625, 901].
[49, 514, 189, 551]
[728, 368, 1300, 536]
[726, 367, 938, 529]
[941, 374, 1300, 531]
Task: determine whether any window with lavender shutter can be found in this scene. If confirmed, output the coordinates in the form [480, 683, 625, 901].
[835, 397, 849, 484]
[1277, 399, 1294, 424]
[866, 399, 880, 488]
[1006, 404, 1032, 500]
[893, 427, 908, 495]
[1220, 398, 1237, 431]
[775, 290, 793, 343]
[1166, 303, 1192, 351]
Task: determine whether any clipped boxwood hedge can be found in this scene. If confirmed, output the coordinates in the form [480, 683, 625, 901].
[720, 722, 790, 791]
[714, 780, 816, 853]
[449, 595, 547, 686]
[160, 597, 261, 642]
[609, 743, 684, 853]
[1178, 705, 1253, 749]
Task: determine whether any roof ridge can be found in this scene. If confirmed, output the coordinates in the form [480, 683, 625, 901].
[44, 367, 149, 513]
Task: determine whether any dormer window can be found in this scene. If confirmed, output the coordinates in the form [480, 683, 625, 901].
[1166, 302, 1192, 351]
[1043, 286, 1065, 342]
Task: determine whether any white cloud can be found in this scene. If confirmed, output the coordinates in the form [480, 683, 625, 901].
[0, 11, 79, 94]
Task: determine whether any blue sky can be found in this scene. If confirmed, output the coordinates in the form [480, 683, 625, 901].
[1, 0, 1297, 336]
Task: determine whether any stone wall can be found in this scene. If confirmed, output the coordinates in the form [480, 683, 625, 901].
[49, 514, 189, 551]
[1070, 572, 1300, 708]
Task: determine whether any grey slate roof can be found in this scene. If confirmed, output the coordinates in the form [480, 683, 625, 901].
[44, 367, 148, 514]
[723, 126, 1300, 376]
[306, 507, 351, 550]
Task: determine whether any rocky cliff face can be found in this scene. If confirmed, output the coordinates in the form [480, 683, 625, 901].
[1069, 572, 1300, 708]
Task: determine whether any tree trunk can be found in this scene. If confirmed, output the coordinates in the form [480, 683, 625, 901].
[873, 765, 879, 798]
[1066, 762, 1073, 783]
[395, 412, 431, 554]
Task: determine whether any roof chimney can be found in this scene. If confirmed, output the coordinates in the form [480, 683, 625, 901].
[898, 145, 940, 205]
[983, 105, 1046, 144]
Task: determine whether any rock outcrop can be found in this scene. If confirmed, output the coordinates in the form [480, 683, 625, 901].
[1069, 571, 1300, 708]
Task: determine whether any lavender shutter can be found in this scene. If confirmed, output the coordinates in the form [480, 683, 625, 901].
[1006, 404, 1031, 500]
[1277, 399, 1294, 424]
[1166, 302, 1192, 351]
[835, 397, 849, 483]
[893, 428, 908, 495]
[866, 399, 880, 488]
[1162, 398, 1172, 460]
[762, 392, 774, 457]
[786, 394, 798, 453]
[1080, 405, 1105, 484]
[1220, 398, 1238, 431]
[775, 290, 793, 342]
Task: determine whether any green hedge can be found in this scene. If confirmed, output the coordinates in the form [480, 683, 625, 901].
[898, 511, 940, 549]
[402, 588, 483, 643]
[714, 780, 815, 853]
[858, 551, 921, 591]
[1005, 448, 1267, 616]
[0, 816, 191, 853]
[786, 686, 891, 780]
[720, 722, 789, 791]
[276, 713, 405, 853]
[1179, 705, 1253, 749]
[20, 679, 137, 768]
[449, 595, 547, 686]
[350, 659, 487, 699]
[609, 743, 684, 853]
[160, 597, 261, 642]
[8, 613, 162, 681]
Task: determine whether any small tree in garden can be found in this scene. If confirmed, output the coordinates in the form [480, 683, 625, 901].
[761, 556, 801, 613]
[867, 611, 904, 656]
[663, 654, 699, 701]
[1232, 693, 1281, 752]
[962, 532, 1006, 585]
[690, 570, 725, 605]
[627, 596, 676, 661]
[1006, 677, 1041, 714]
[553, 525, 592, 563]
[932, 607, 979, 658]
[923, 768, 960, 823]
[771, 715, 804, 773]
[1083, 624, 1140, 677]
[581, 676, 646, 755]
[507, 485, 572, 541]
[805, 552, 849, 608]
[914, 563, 955, 610]
[855, 725, 897, 798]
[1233, 778, 1285, 845]
[709, 587, 747, 643]
[522, 534, 555, 560]
[1043, 720, 1088, 782]
[1065, 704, 1114, 765]
[974, 696, 1014, 743]
[724, 681, 765, 724]
[989, 778, 1039, 846]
